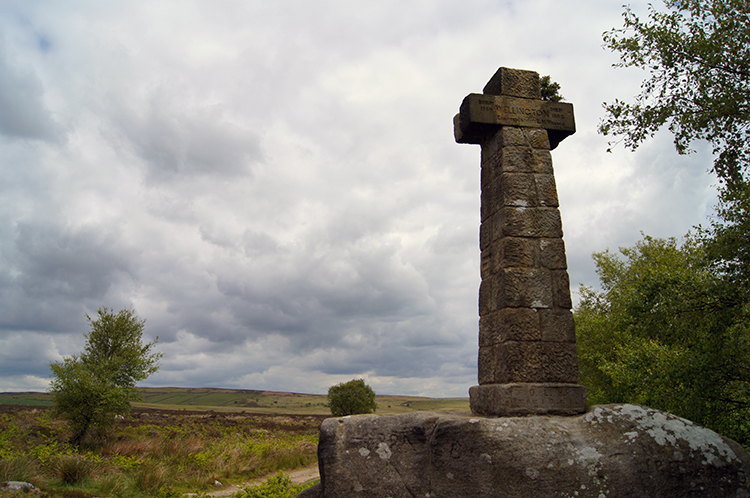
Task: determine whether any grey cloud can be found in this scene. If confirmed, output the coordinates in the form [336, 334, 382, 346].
[0, 222, 135, 336]
[0, 38, 60, 142]
[13, 222, 133, 299]
[0, 0, 717, 397]
[113, 92, 263, 182]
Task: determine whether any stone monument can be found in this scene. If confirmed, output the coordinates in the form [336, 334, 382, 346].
[454, 67, 587, 417]
[297, 67, 750, 498]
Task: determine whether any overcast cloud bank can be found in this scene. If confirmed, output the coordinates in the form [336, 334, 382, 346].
[0, 0, 717, 396]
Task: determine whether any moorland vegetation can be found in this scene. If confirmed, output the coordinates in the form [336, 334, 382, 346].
[0, 405, 321, 498]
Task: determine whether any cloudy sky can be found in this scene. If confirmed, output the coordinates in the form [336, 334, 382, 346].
[0, 1, 717, 397]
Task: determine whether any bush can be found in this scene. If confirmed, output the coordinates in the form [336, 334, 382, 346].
[327, 379, 377, 417]
[233, 473, 318, 498]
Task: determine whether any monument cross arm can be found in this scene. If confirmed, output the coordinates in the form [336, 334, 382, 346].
[454, 94, 575, 148]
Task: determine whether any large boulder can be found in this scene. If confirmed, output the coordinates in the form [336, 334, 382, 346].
[308, 404, 750, 498]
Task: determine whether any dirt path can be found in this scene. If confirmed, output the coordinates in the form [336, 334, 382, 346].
[194, 464, 320, 497]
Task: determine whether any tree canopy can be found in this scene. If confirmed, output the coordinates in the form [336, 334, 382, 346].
[49, 307, 161, 444]
[327, 379, 377, 417]
[599, 0, 750, 185]
[575, 235, 750, 447]
[582, 0, 750, 449]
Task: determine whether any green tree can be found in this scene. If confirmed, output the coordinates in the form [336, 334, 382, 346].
[575, 235, 750, 446]
[540, 75, 563, 102]
[49, 307, 162, 444]
[327, 379, 377, 416]
[598, 0, 750, 185]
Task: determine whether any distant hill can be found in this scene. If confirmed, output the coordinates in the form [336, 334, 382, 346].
[0, 387, 469, 415]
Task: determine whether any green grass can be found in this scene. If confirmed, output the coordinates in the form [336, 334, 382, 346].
[135, 387, 470, 415]
[1, 387, 470, 414]
[0, 393, 54, 406]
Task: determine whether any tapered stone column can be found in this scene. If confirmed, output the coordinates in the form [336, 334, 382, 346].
[455, 67, 587, 416]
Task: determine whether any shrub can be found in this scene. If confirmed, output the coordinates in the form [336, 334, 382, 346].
[327, 379, 377, 416]
[232, 473, 318, 498]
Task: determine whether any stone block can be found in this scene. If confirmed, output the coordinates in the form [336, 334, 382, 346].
[481, 128, 549, 164]
[481, 174, 542, 220]
[480, 248, 493, 279]
[552, 269, 573, 309]
[497, 236, 537, 269]
[469, 383, 587, 417]
[482, 173, 558, 211]
[498, 268, 552, 309]
[498, 206, 562, 238]
[477, 345, 496, 385]
[526, 128, 550, 150]
[479, 308, 540, 346]
[540, 341, 580, 382]
[534, 173, 559, 207]
[497, 147, 553, 174]
[539, 238, 567, 269]
[478, 215, 494, 251]
[483, 67, 541, 99]
[499, 172, 536, 207]
[539, 308, 576, 342]
[478, 278, 496, 316]
[478, 341, 580, 384]
[480, 128, 523, 164]
[480, 269, 556, 315]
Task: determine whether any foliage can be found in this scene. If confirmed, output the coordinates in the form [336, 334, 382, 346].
[80, 307, 161, 388]
[705, 181, 750, 292]
[232, 473, 318, 498]
[599, 0, 750, 185]
[327, 379, 377, 417]
[575, 235, 750, 446]
[49, 358, 132, 444]
[540, 75, 563, 102]
[49, 307, 161, 445]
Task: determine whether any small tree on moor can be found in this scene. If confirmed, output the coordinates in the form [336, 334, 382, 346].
[49, 307, 162, 444]
[327, 379, 377, 416]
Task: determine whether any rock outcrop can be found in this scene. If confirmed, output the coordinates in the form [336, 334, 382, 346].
[301, 404, 750, 498]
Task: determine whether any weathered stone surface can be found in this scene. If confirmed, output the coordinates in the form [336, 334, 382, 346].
[479, 308, 540, 346]
[539, 308, 576, 342]
[496, 146, 553, 175]
[540, 238, 567, 269]
[296, 483, 322, 498]
[552, 269, 573, 309]
[480, 127, 550, 163]
[457, 94, 575, 141]
[483, 66, 541, 99]
[470, 382, 586, 416]
[480, 208, 563, 248]
[1, 482, 35, 492]
[478, 341, 579, 384]
[502, 206, 563, 238]
[479, 269, 554, 313]
[309, 406, 750, 498]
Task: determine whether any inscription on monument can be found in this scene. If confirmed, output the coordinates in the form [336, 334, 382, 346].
[464, 94, 575, 131]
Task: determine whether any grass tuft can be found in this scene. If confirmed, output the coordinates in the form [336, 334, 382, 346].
[53, 455, 96, 484]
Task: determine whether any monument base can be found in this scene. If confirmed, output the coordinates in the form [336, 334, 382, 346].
[470, 382, 587, 416]
[299, 406, 750, 498]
